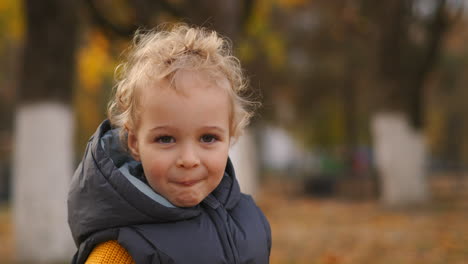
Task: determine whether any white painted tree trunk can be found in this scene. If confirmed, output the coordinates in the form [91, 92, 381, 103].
[229, 129, 259, 196]
[13, 103, 75, 263]
[371, 112, 430, 207]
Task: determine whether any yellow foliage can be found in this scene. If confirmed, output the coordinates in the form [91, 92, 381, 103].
[243, 0, 286, 69]
[76, 29, 117, 151]
[76, 92, 102, 128]
[246, 0, 271, 36]
[78, 30, 113, 92]
[0, 0, 24, 42]
[276, 0, 309, 9]
[238, 41, 255, 63]
[264, 33, 286, 69]
[426, 107, 445, 154]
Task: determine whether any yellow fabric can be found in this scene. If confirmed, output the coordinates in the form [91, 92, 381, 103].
[85, 240, 135, 264]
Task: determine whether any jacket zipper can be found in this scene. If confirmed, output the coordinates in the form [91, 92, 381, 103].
[218, 206, 240, 264]
[205, 204, 239, 264]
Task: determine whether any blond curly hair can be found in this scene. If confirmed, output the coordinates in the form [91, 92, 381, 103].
[107, 24, 258, 146]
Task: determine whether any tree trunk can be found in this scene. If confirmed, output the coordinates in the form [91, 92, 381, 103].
[368, 0, 450, 207]
[371, 112, 429, 207]
[13, 0, 78, 262]
[229, 129, 259, 195]
[13, 104, 75, 262]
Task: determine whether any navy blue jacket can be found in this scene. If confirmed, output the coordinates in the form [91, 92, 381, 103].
[67, 120, 271, 264]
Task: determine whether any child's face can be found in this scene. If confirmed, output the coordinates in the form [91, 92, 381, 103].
[128, 70, 231, 207]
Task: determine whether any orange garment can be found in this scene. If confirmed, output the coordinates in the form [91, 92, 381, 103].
[85, 240, 135, 264]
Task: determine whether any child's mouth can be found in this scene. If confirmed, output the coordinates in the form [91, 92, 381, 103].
[175, 179, 202, 187]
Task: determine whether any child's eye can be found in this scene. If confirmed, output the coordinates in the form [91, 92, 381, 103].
[200, 134, 218, 143]
[155, 135, 175, 144]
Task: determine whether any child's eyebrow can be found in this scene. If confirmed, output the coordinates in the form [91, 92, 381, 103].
[148, 126, 226, 134]
[202, 126, 227, 134]
[149, 126, 175, 132]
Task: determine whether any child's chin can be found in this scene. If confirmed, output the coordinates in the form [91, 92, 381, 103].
[172, 197, 203, 208]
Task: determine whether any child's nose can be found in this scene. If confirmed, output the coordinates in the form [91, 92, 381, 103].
[176, 144, 200, 169]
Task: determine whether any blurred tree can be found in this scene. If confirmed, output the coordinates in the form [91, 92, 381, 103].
[247, 1, 375, 187]
[0, 0, 23, 202]
[13, 0, 78, 262]
[426, 28, 468, 194]
[241, 0, 461, 204]
[366, 0, 458, 206]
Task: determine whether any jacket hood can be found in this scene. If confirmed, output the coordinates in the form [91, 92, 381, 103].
[68, 120, 241, 246]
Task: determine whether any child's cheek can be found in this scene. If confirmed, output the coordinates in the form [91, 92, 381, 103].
[140, 155, 169, 189]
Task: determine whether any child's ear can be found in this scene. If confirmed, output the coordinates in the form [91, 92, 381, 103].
[127, 130, 141, 161]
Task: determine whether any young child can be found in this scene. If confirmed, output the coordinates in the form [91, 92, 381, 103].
[67, 24, 271, 264]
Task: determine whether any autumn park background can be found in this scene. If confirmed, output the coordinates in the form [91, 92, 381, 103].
[1, 0, 468, 263]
